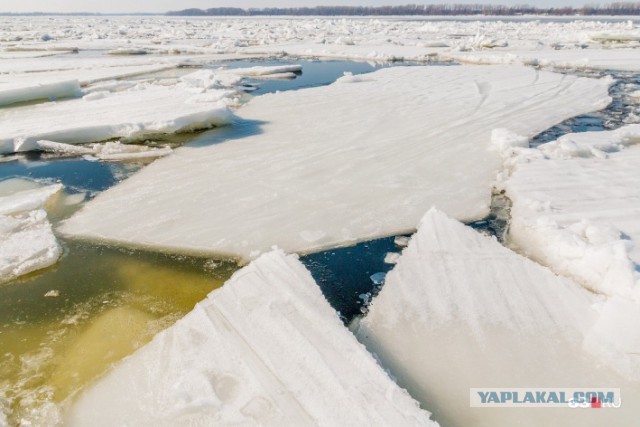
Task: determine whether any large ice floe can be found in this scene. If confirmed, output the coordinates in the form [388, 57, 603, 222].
[500, 124, 640, 301]
[60, 64, 611, 260]
[356, 208, 640, 427]
[0, 179, 63, 283]
[65, 249, 437, 427]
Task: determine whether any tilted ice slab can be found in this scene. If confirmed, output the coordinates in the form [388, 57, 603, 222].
[66, 250, 436, 427]
[502, 124, 640, 301]
[356, 209, 640, 427]
[60, 65, 611, 260]
[0, 83, 233, 154]
[37, 140, 173, 162]
[219, 64, 302, 77]
[0, 181, 63, 283]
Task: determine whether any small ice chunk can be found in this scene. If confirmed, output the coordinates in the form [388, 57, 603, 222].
[490, 128, 529, 153]
[37, 140, 95, 155]
[83, 91, 110, 102]
[45, 290, 60, 297]
[0, 209, 61, 283]
[394, 236, 411, 248]
[336, 72, 370, 84]
[384, 252, 400, 264]
[370, 272, 386, 285]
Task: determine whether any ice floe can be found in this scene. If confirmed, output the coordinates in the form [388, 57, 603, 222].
[356, 208, 640, 426]
[0, 180, 63, 282]
[501, 124, 640, 301]
[0, 75, 234, 153]
[61, 65, 611, 260]
[66, 250, 436, 427]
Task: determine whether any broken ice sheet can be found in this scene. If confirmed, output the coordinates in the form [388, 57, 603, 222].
[60, 65, 612, 260]
[66, 250, 436, 426]
[356, 208, 640, 427]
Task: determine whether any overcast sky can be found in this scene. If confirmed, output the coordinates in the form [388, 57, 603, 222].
[2, 0, 592, 14]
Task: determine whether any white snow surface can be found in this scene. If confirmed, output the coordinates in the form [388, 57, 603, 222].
[60, 65, 611, 260]
[0, 76, 234, 153]
[502, 124, 640, 301]
[0, 181, 63, 282]
[356, 208, 640, 427]
[66, 249, 436, 427]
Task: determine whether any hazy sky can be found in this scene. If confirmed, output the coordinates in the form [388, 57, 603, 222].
[2, 0, 591, 14]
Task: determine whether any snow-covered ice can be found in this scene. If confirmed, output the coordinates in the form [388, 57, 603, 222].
[356, 208, 640, 426]
[501, 124, 640, 301]
[60, 65, 611, 260]
[66, 249, 436, 427]
[0, 180, 63, 282]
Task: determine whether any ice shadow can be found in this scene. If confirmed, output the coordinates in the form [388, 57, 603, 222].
[186, 118, 267, 149]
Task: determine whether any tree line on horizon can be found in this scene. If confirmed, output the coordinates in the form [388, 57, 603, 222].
[167, 3, 640, 16]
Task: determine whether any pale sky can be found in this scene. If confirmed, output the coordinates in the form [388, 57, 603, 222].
[1, 0, 591, 14]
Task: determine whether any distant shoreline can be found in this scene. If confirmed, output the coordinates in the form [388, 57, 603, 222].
[167, 4, 640, 17]
[2, 3, 640, 17]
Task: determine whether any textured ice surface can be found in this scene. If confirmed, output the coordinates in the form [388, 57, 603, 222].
[61, 65, 611, 260]
[66, 250, 436, 427]
[502, 124, 640, 300]
[0, 181, 63, 282]
[356, 208, 640, 427]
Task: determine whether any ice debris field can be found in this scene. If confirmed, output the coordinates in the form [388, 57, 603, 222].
[1, 14, 640, 427]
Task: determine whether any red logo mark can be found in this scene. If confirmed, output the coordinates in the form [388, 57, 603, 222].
[591, 397, 601, 409]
